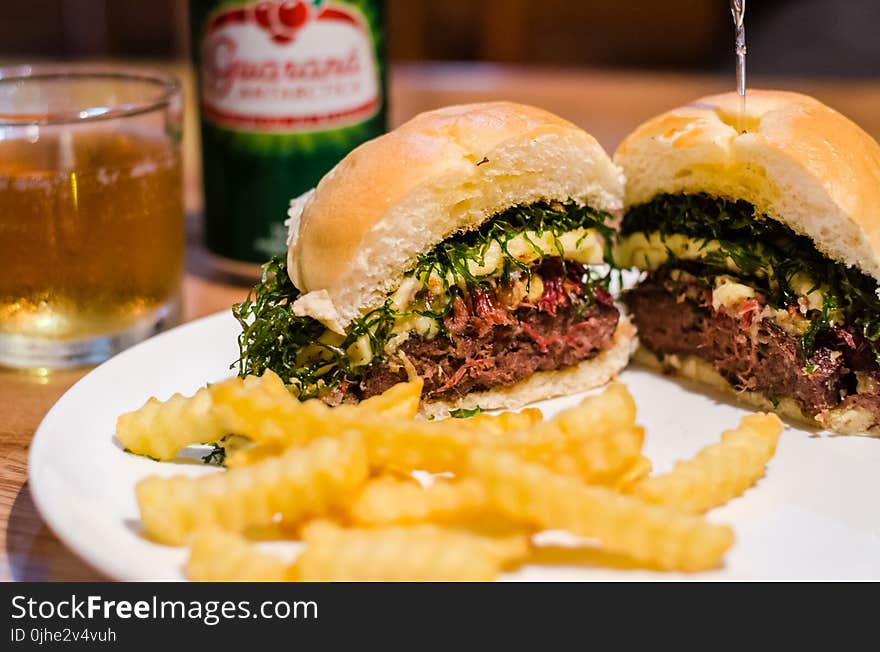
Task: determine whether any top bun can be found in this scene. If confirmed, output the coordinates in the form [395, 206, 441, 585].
[287, 101, 623, 330]
[615, 90, 880, 280]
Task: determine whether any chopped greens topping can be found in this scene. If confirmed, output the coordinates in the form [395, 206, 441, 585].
[449, 406, 486, 418]
[201, 443, 226, 466]
[413, 200, 616, 289]
[201, 435, 251, 467]
[233, 201, 615, 398]
[621, 193, 880, 362]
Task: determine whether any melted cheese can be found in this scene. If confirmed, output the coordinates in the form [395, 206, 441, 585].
[789, 272, 825, 312]
[712, 277, 755, 310]
[616, 232, 728, 271]
[621, 232, 843, 339]
[347, 334, 374, 366]
[467, 228, 603, 276]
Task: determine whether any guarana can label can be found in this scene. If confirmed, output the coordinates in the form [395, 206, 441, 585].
[190, 0, 386, 266]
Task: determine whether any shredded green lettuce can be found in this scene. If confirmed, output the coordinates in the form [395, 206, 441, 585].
[621, 193, 880, 362]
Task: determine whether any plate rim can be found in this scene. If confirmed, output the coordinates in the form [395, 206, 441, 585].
[27, 310, 232, 581]
[25, 310, 880, 581]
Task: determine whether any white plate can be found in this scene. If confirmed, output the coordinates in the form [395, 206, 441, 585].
[29, 311, 880, 581]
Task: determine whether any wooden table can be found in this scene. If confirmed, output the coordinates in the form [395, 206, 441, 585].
[2, 63, 879, 581]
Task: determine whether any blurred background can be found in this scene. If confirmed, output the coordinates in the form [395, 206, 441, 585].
[3, 0, 879, 77]
[4, 0, 876, 225]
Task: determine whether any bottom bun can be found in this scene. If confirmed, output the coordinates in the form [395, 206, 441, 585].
[420, 316, 637, 419]
[634, 348, 880, 437]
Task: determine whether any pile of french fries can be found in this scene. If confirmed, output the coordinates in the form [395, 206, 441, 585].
[117, 371, 783, 581]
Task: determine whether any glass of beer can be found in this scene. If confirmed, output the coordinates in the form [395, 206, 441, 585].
[0, 66, 184, 368]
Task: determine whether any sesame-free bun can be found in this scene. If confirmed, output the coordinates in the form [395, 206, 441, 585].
[615, 90, 880, 279]
[288, 101, 624, 328]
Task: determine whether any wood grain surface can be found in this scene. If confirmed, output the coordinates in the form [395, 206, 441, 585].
[2, 62, 878, 581]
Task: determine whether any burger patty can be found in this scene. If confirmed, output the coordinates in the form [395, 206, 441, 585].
[360, 288, 620, 401]
[626, 274, 880, 420]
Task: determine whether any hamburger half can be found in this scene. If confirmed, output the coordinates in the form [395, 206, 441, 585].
[615, 90, 880, 434]
[235, 101, 636, 417]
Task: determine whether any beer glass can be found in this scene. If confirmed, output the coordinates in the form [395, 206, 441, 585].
[0, 66, 184, 368]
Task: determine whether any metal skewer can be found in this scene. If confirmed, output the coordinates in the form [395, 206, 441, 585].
[730, 0, 747, 128]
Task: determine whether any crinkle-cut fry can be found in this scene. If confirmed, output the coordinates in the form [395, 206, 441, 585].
[362, 421, 476, 473]
[551, 383, 637, 433]
[499, 385, 642, 483]
[294, 521, 519, 581]
[243, 369, 291, 396]
[209, 375, 325, 446]
[116, 386, 226, 461]
[370, 469, 422, 485]
[355, 385, 634, 478]
[528, 544, 666, 572]
[509, 426, 644, 485]
[136, 432, 368, 545]
[611, 455, 653, 492]
[212, 378, 636, 479]
[349, 477, 488, 525]
[211, 376, 475, 471]
[630, 413, 783, 514]
[225, 442, 282, 469]
[358, 378, 423, 419]
[452, 408, 544, 435]
[467, 527, 531, 568]
[213, 375, 423, 449]
[211, 375, 383, 446]
[116, 371, 288, 461]
[186, 529, 294, 581]
[469, 449, 734, 572]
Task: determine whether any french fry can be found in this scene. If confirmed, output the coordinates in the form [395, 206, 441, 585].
[215, 379, 641, 482]
[611, 455, 653, 492]
[468, 448, 734, 572]
[452, 408, 544, 435]
[510, 427, 644, 485]
[461, 521, 532, 568]
[358, 378, 423, 419]
[212, 374, 425, 447]
[230, 422, 473, 473]
[136, 432, 368, 545]
[294, 521, 525, 581]
[528, 544, 665, 572]
[349, 477, 488, 525]
[209, 374, 323, 446]
[123, 368, 787, 580]
[361, 421, 477, 473]
[630, 413, 783, 514]
[500, 384, 642, 483]
[243, 368, 291, 395]
[211, 376, 478, 471]
[117, 372, 288, 461]
[223, 381, 429, 469]
[186, 529, 293, 582]
[225, 442, 282, 468]
[116, 387, 225, 461]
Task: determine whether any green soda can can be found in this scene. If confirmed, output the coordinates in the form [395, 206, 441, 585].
[190, 0, 386, 274]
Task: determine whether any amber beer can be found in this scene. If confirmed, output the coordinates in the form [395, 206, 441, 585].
[0, 132, 184, 343]
[0, 66, 184, 368]
[190, 0, 387, 271]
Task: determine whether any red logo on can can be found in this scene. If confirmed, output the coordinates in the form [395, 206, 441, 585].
[200, 1, 380, 132]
